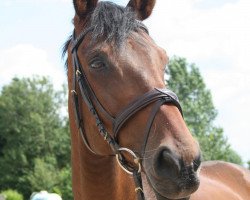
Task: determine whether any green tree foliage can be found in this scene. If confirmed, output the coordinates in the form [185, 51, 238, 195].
[0, 77, 72, 199]
[166, 57, 242, 164]
[1, 189, 23, 200]
[27, 158, 60, 192]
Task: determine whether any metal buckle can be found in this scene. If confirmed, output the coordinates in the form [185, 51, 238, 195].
[116, 147, 141, 175]
[76, 70, 81, 76]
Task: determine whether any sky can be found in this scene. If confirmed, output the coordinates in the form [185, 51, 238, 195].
[0, 0, 250, 164]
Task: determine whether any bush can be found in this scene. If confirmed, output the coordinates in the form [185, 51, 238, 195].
[1, 189, 23, 200]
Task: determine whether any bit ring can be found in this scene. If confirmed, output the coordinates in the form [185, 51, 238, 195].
[116, 147, 141, 175]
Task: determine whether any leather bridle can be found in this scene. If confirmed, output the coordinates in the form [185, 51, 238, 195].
[70, 26, 183, 200]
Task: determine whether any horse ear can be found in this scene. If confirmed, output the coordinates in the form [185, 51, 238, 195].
[73, 0, 98, 17]
[127, 0, 156, 20]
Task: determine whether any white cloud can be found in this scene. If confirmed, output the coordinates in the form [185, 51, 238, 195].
[145, 0, 250, 162]
[0, 44, 66, 90]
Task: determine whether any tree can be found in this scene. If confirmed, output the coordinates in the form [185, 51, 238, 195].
[0, 189, 23, 200]
[27, 158, 60, 192]
[166, 57, 242, 164]
[0, 77, 72, 199]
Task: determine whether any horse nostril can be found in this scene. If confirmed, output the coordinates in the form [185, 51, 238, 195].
[154, 147, 180, 177]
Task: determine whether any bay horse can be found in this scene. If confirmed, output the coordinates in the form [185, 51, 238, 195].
[65, 0, 250, 199]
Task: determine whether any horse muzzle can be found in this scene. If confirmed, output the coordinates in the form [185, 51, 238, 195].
[144, 147, 201, 200]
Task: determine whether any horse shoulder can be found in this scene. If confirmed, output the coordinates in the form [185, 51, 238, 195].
[190, 161, 250, 200]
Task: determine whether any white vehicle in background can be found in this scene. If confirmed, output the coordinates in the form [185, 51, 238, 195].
[30, 191, 62, 200]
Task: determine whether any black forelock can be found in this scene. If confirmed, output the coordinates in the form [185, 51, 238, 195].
[89, 1, 142, 45]
[62, 1, 148, 68]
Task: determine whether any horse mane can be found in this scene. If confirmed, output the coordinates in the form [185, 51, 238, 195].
[62, 1, 148, 68]
[62, 35, 72, 69]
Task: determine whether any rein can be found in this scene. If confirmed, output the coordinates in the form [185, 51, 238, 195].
[70, 27, 183, 200]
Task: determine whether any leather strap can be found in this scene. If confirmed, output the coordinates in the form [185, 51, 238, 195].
[140, 99, 165, 157]
[113, 88, 182, 140]
[133, 171, 145, 200]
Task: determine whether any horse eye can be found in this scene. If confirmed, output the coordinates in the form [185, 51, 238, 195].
[90, 60, 106, 70]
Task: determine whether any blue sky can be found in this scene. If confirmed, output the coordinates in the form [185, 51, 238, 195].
[1, 0, 250, 164]
[0, 1, 73, 66]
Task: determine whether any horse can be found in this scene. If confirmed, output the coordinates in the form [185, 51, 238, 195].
[64, 0, 250, 199]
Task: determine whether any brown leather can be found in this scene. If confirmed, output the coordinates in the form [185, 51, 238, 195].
[113, 88, 182, 140]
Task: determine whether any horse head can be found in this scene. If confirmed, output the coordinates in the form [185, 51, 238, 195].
[66, 0, 201, 199]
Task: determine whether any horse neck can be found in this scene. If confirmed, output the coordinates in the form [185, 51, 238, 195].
[70, 129, 136, 200]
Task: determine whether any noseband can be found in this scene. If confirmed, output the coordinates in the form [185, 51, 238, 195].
[70, 27, 183, 200]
